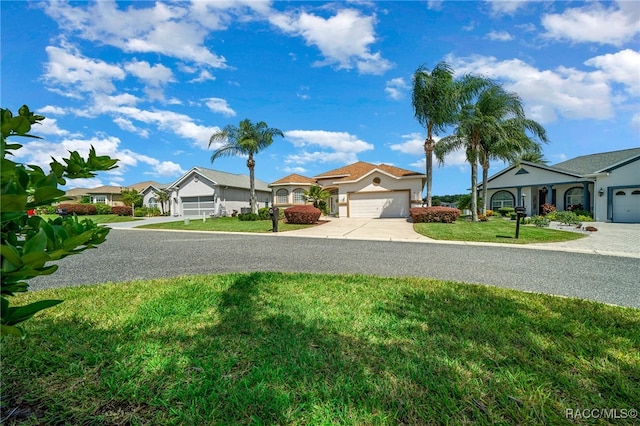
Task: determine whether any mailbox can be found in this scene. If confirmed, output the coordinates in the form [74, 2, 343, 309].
[514, 206, 527, 239]
[269, 207, 279, 232]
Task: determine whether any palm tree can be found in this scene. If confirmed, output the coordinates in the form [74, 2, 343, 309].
[412, 62, 488, 206]
[155, 189, 170, 215]
[209, 119, 283, 214]
[513, 147, 548, 165]
[436, 83, 547, 221]
[303, 185, 330, 212]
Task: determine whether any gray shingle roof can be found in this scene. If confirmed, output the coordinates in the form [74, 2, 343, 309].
[194, 167, 271, 191]
[552, 147, 640, 175]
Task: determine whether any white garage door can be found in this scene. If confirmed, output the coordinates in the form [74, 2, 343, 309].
[612, 188, 640, 223]
[349, 191, 409, 218]
[182, 196, 215, 217]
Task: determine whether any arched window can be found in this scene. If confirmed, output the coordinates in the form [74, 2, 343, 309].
[276, 189, 289, 204]
[293, 188, 305, 204]
[565, 187, 584, 209]
[491, 191, 515, 211]
[149, 197, 158, 208]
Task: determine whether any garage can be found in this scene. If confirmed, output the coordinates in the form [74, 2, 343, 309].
[181, 196, 215, 217]
[348, 191, 409, 218]
[612, 188, 640, 223]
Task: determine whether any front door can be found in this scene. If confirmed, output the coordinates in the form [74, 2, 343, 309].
[538, 188, 557, 214]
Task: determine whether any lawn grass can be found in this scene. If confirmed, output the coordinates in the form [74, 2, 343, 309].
[414, 217, 586, 244]
[2, 272, 638, 425]
[137, 216, 312, 233]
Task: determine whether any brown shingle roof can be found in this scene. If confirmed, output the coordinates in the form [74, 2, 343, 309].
[269, 173, 317, 185]
[314, 161, 423, 182]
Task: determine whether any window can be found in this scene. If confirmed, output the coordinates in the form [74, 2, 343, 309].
[293, 189, 305, 204]
[149, 197, 157, 209]
[565, 187, 584, 209]
[373, 177, 381, 186]
[632, 190, 640, 195]
[91, 195, 106, 204]
[615, 191, 626, 196]
[276, 189, 289, 204]
[491, 191, 514, 210]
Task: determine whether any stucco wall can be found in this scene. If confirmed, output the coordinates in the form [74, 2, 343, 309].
[593, 160, 640, 221]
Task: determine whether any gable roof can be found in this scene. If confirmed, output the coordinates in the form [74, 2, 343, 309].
[552, 147, 640, 175]
[314, 161, 424, 183]
[170, 167, 270, 192]
[269, 173, 317, 186]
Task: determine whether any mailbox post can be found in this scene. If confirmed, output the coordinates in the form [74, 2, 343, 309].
[269, 207, 279, 232]
[514, 206, 527, 239]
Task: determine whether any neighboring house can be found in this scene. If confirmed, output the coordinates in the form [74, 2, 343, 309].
[270, 162, 426, 218]
[139, 182, 170, 213]
[64, 187, 90, 203]
[481, 147, 640, 223]
[65, 181, 165, 207]
[167, 167, 271, 217]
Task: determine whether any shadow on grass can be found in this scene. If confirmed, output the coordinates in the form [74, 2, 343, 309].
[2, 273, 639, 424]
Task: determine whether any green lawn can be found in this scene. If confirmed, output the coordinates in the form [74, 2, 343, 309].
[138, 216, 312, 233]
[2, 272, 638, 425]
[414, 217, 586, 244]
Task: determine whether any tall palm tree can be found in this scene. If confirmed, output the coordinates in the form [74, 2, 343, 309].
[209, 119, 283, 214]
[412, 62, 488, 206]
[513, 147, 548, 165]
[436, 83, 547, 220]
[155, 189, 170, 215]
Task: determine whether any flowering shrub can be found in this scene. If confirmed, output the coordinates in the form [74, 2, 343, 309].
[478, 214, 488, 222]
[485, 209, 494, 216]
[284, 205, 321, 224]
[57, 203, 97, 215]
[409, 207, 460, 223]
[111, 206, 132, 216]
[541, 203, 556, 215]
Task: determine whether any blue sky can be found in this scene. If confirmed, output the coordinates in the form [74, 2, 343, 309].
[2, 1, 639, 195]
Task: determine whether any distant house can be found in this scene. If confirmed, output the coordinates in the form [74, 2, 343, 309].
[270, 162, 426, 218]
[65, 181, 165, 207]
[166, 167, 271, 217]
[480, 148, 640, 223]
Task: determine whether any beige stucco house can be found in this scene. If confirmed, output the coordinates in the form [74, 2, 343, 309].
[481, 148, 640, 223]
[270, 162, 426, 218]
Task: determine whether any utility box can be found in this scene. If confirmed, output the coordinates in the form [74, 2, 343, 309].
[269, 207, 279, 232]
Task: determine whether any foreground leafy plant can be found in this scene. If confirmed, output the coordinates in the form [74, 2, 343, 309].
[1, 105, 118, 337]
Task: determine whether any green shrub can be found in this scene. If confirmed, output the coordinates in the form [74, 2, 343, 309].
[498, 207, 515, 217]
[238, 212, 260, 221]
[545, 211, 558, 221]
[577, 214, 593, 222]
[111, 206, 132, 216]
[509, 212, 518, 220]
[258, 207, 271, 220]
[1, 104, 118, 337]
[410, 207, 461, 223]
[556, 211, 581, 226]
[95, 203, 112, 215]
[530, 215, 551, 227]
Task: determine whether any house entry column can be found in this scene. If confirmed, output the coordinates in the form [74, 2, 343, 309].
[582, 182, 590, 212]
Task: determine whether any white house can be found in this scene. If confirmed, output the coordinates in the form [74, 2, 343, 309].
[167, 167, 271, 217]
[481, 148, 640, 223]
[270, 162, 426, 218]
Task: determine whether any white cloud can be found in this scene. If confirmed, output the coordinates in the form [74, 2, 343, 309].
[631, 113, 640, 132]
[204, 98, 237, 117]
[124, 60, 174, 87]
[285, 130, 374, 153]
[44, 45, 125, 96]
[284, 129, 374, 165]
[542, 2, 640, 47]
[385, 77, 409, 100]
[486, 0, 530, 15]
[269, 8, 393, 75]
[42, 0, 228, 68]
[282, 166, 308, 174]
[584, 49, 640, 96]
[486, 30, 513, 41]
[389, 132, 424, 155]
[38, 105, 66, 115]
[446, 54, 615, 122]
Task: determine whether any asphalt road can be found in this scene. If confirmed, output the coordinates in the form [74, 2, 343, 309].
[29, 229, 640, 308]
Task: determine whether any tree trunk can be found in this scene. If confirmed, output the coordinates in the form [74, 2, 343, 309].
[470, 156, 479, 222]
[247, 154, 257, 214]
[481, 156, 489, 215]
[424, 135, 434, 207]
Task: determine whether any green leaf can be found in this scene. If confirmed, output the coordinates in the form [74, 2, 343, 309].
[0, 194, 28, 212]
[0, 324, 24, 338]
[22, 228, 47, 255]
[3, 299, 63, 325]
[0, 244, 22, 267]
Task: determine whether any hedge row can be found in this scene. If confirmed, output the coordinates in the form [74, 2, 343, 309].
[56, 203, 134, 216]
[284, 205, 321, 224]
[409, 207, 461, 223]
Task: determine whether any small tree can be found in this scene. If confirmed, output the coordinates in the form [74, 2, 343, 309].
[303, 185, 330, 213]
[1, 105, 118, 337]
[120, 188, 142, 208]
[154, 189, 170, 215]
